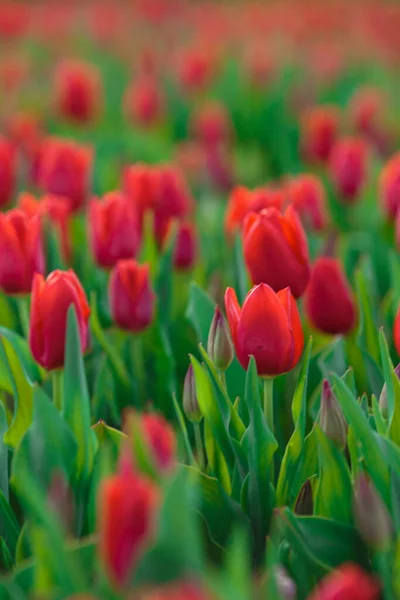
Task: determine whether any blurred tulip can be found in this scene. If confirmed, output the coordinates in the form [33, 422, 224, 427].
[225, 185, 284, 238]
[152, 165, 194, 222]
[301, 105, 339, 163]
[225, 284, 304, 376]
[54, 59, 102, 123]
[47, 471, 74, 534]
[380, 152, 400, 220]
[124, 163, 155, 225]
[89, 191, 139, 269]
[124, 76, 164, 127]
[109, 260, 154, 332]
[349, 86, 389, 153]
[173, 222, 197, 271]
[137, 580, 209, 600]
[0, 136, 16, 207]
[0, 209, 44, 295]
[177, 48, 214, 92]
[191, 101, 232, 147]
[319, 380, 347, 449]
[393, 305, 400, 357]
[353, 473, 393, 550]
[204, 144, 234, 192]
[286, 174, 327, 231]
[29, 270, 90, 371]
[305, 257, 356, 335]
[125, 411, 176, 472]
[39, 139, 92, 212]
[274, 566, 297, 600]
[7, 111, 42, 157]
[243, 206, 310, 298]
[329, 137, 368, 202]
[98, 468, 158, 588]
[207, 305, 234, 371]
[308, 564, 379, 600]
[183, 364, 202, 422]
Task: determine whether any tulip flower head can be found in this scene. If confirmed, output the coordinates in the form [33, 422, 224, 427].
[225, 185, 285, 238]
[54, 59, 102, 123]
[305, 257, 356, 335]
[243, 205, 310, 298]
[393, 305, 400, 357]
[380, 152, 400, 220]
[329, 137, 369, 202]
[191, 100, 232, 147]
[124, 76, 164, 127]
[29, 270, 90, 371]
[308, 564, 380, 600]
[301, 105, 340, 163]
[124, 163, 155, 225]
[183, 364, 202, 422]
[224, 284, 304, 377]
[286, 174, 327, 231]
[353, 473, 393, 550]
[207, 305, 234, 371]
[173, 222, 197, 271]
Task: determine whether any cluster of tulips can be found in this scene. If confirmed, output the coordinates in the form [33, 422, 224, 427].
[2, 1, 400, 599]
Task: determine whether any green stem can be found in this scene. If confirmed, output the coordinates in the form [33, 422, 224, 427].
[194, 423, 204, 470]
[130, 335, 145, 407]
[219, 370, 227, 390]
[52, 370, 64, 412]
[263, 377, 275, 483]
[17, 296, 30, 339]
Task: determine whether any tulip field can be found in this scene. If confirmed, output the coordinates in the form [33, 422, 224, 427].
[3, 1, 400, 598]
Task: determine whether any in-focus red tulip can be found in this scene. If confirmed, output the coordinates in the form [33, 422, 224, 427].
[0, 209, 44, 295]
[39, 138, 92, 212]
[29, 270, 90, 371]
[329, 137, 368, 202]
[301, 105, 339, 163]
[109, 260, 155, 332]
[286, 174, 328, 231]
[173, 222, 197, 271]
[0, 136, 16, 207]
[307, 563, 379, 600]
[380, 152, 400, 220]
[225, 185, 285, 238]
[243, 205, 310, 298]
[98, 469, 158, 588]
[305, 257, 356, 335]
[224, 284, 304, 376]
[89, 192, 139, 269]
[191, 101, 232, 147]
[54, 59, 102, 123]
[123, 76, 164, 127]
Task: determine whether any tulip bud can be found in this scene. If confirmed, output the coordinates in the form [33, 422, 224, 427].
[329, 137, 368, 203]
[301, 105, 339, 164]
[173, 222, 197, 271]
[294, 479, 313, 516]
[380, 152, 400, 220]
[353, 473, 393, 549]
[286, 174, 328, 231]
[275, 566, 296, 600]
[319, 380, 347, 449]
[308, 564, 380, 600]
[183, 364, 202, 422]
[123, 76, 164, 128]
[379, 363, 400, 418]
[109, 260, 154, 333]
[124, 411, 176, 473]
[207, 306, 234, 371]
[191, 100, 232, 147]
[54, 59, 102, 124]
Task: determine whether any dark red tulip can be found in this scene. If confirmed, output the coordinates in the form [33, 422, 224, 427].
[286, 174, 328, 231]
[54, 59, 102, 123]
[225, 185, 285, 238]
[225, 284, 304, 376]
[305, 257, 356, 335]
[109, 260, 154, 332]
[98, 469, 158, 588]
[0, 136, 16, 207]
[301, 105, 340, 163]
[173, 222, 197, 271]
[243, 205, 310, 298]
[0, 209, 44, 295]
[329, 137, 368, 202]
[29, 270, 90, 371]
[123, 76, 164, 127]
[39, 138, 92, 212]
[307, 564, 379, 600]
[89, 191, 139, 269]
[380, 152, 400, 220]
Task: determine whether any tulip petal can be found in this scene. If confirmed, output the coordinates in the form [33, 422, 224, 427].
[224, 287, 241, 346]
[276, 287, 304, 370]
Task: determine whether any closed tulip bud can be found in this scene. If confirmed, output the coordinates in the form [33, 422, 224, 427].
[0, 136, 16, 207]
[0, 209, 45, 295]
[191, 101, 232, 147]
[89, 191, 139, 269]
[54, 59, 102, 124]
[39, 139, 92, 213]
[380, 152, 400, 220]
[173, 222, 197, 271]
[109, 260, 154, 333]
[301, 105, 339, 163]
[123, 163, 155, 225]
[379, 363, 400, 418]
[98, 469, 158, 588]
[305, 257, 356, 335]
[29, 270, 90, 371]
[294, 479, 313, 516]
[124, 76, 164, 127]
[207, 306, 234, 371]
[353, 473, 393, 549]
[183, 364, 202, 422]
[225, 185, 284, 239]
[275, 566, 296, 600]
[142, 413, 176, 472]
[286, 174, 328, 231]
[225, 284, 304, 377]
[308, 564, 380, 600]
[319, 380, 347, 449]
[329, 137, 368, 202]
[243, 206, 310, 298]
[177, 48, 214, 93]
[152, 165, 194, 222]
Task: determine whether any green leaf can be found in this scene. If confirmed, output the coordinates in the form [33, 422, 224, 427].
[356, 268, 380, 365]
[0, 490, 20, 560]
[379, 329, 400, 445]
[233, 234, 250, 304]
[0, 404, 9, 500]
[63, 306, 97, 481]
[186, 283, 215, 346]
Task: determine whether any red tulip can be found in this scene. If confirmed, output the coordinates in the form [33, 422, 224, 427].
[286, 174, 327, 231]
[89, 192, 139, 269]
[177, 48, 214, 92]
[0, 136, 16, 207]
[243, 205, 310, 298]
[127, 412, 176, 472]
[204, 144, 234, 192]
[109, 260, 155, 332]
[301, 105, 339, 163]
[307, 564, 379, 600]
[191, 101, 232, 147]
[123, 76, 164, 127]
[224, 284, 304, 376]
[152, 165, 194, 222]
[123, 163, 155, 225]
[7, 111, 42, 157]
[173, 222, 197, 271]
[394, 305, 400, 357]
[349, 86, 384, 134]
[139, 581, 209, 600]
[39, 138, 92, 212]
[98, 469, 158, 588]
[54, 59, 102, 123]
[380, 152, 400, 220]
[305, 257, 356, 335]
[29, 270, 90, 371]
[329, 137, 368, 202]
[225, 185, 285, 238]
[0, 209, 45, 295]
